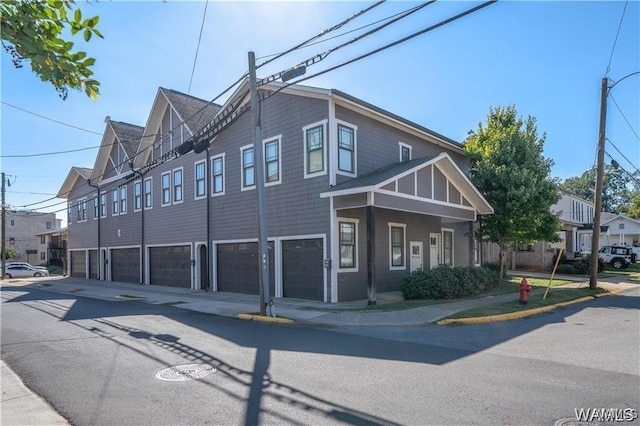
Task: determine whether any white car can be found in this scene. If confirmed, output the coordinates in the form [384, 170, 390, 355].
[3, 265, 50, 278]
[5, 262, 48, 270]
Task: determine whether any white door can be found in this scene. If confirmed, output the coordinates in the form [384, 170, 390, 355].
[410, 241, 423, 272]
[429, 233, 441, 269]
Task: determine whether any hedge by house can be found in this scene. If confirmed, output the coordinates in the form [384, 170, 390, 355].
[400, 265, 500, 300]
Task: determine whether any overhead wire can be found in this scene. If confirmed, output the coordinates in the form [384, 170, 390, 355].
[1, 100, 103, 135]
[605, 0, 629, 78]
[187, 0, 209, 95]
[607, 138, 640, 174]
[609, 93, 640, 143]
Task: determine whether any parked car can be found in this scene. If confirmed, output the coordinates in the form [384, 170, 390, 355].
[598, 246, 633, 269]
[5, 262, 48, 270]
[3, 265, 50, 278]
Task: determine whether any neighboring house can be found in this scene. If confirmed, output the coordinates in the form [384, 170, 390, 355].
[601, 213, 640, 248]
[1, 210, 59, 265]
[37, 227, 68, 270]
[57, 82, 493, 303]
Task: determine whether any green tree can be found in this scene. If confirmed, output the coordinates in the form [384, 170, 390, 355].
[464, 105, 561, 278]
[622, 192, 640, 219]
[2, 247, 17, 261]
[1, 0, 103, 100]
[559, 165, 636, 214]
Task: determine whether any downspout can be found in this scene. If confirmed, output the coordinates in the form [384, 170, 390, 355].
[130, 164, 145, 285]
[205, 147, 211, 291]
[87, 179, 100, 280]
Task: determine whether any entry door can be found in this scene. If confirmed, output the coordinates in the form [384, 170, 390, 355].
[429, 233, 441, 269]
[410, 241, 423, 272]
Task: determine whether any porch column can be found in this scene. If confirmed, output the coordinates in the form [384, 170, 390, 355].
[367, 205, 376, 305]
[468, 221, 475, 267]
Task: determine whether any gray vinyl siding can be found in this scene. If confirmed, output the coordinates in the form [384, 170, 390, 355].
[67, 181, 99, 250]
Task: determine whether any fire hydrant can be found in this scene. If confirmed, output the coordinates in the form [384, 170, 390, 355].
[519, 277, 532, 305]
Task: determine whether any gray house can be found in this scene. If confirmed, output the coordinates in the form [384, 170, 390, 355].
[57, 81, 493, 303]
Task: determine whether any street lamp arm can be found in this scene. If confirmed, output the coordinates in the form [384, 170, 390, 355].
[608, 71, 640, 93]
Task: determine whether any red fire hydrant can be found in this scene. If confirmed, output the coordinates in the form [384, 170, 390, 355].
[519, 277, 532, 305]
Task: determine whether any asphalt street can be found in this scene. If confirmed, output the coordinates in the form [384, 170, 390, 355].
[1, 285, 639, 425]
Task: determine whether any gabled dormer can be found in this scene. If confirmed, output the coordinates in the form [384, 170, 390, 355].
[90, 119, 144, 185]
[133, 88, 221, 169]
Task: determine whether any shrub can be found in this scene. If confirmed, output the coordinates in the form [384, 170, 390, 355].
[556, 263, 576, 275]
[400, 265, 500, 300]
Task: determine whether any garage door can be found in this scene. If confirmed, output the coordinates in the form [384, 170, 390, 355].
[111, 248, 140, 284]
[70, 251, 86, 278]
[149, 246, 191, 288]
[217, 242, 274, 295]
[282, 239, 324, 301]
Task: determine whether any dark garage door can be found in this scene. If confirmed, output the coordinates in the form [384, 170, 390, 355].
[149, 246, 191, 288]
[70, 251, 86, 278]
[282, 239, 324, 301]
[111, 248, 140, 284]
[217, 242, 274, 295]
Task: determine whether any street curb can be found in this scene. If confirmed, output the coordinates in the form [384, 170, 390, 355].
[436, 288, 626, 325]
[236, 313, 295, 324]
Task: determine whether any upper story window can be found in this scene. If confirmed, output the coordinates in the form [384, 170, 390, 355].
[304, 122, 325, 177]
[93, 197, 99, 218]
[119, 187, 127, 213]
[40, 235, 46, 244]
[46, 221, 52, 229]
[264, 137, 281, 185]
[619, 223, 625, 230]
[338, 219, 358, 270]
[112, 189, 119, 215]
[212, 155, 224, 195]
[10, 219, 14, 226]
[67, 202, 72, 224]
[195, 161, 206, 199]
[173, 168, 183, 203]
[134, 181, 142, 211]
[389, 223, 406, 269]
[144, 178, 152, 209]
[399, 142, 412, 162]
[241, 145, 255, 190]
[161, 173, 171, 205]
[99, 193, 106, 217]
[337, 123, 356, 175]
[77, 199, 87, 222]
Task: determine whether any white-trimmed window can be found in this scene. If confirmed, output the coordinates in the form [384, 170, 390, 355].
[77, 198, 87, 222]
[338, 219, 359, 271]
[119, 187, 127, 213]
[100, 193, 106, 217]
[241, 144, 255, 190]
[144, 178, 152, 209]
[399, 142, 412, 162]
[389, 223, 406, 270]
[443, 229, 454, 266]
[304, 121, 326, 177]
[211, 154, 225, 195]
[112, 189, 119, 215]
[93, 196, 99, 219]
[67, 202, 72, 224]
[161, 172, 171, 205]
[134, 181, 142, 211]
[337, 122, 357, 175]
[195, 161, 206, 199]
[173, 168, 183, 203]
[264, 136, 281, 185]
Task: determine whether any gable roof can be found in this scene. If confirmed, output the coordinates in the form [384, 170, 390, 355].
[134, 88, 222, 167]
[601, 213, 640, 226]
[57, 167, 93, 199]
[90, 120, 144, 183]
[322, 152, 493, 215]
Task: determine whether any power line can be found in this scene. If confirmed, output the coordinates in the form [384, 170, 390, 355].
[605, 0, 629, 78]
[187, 0, 209, 95]
[1, 145, 101, 158]
[609, 93, 640, 143]
[607, 138, 640, 174]
[606, 151, 640, 185]
[1, 101, 103, 135]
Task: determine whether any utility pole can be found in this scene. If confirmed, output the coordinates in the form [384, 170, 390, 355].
[248, 51, 272, 316]
[590, 77, 608, 290]
[1, 172, 5, 280]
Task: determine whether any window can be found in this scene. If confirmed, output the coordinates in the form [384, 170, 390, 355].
[40, 252, 46, 261]
[195, 161, 206, 198]
[120, 187, 127, 213]
[112, 189, 119, 214]
[389, 224, 406, 269]
[305, 123, 325, 176]
[100, 193, 106, 217]
[67, 202, 72, 224]
[144, 178, 152, 208]
[134, 181, 142, 210]
[339, 220, 357, 269]
[10, 219, 14, 226]
[338, 123, 356, 174]
[173, 169, 183, 203]
[212, 155, 224, 195]
[40, 235, 46, 244]
[619, 223, 625, 230]
[399, 142, 412, 162]
[264, 138, 280, 184]
[77, 199, 86, 221]
[46, 221, 52, 229]
[93, 197, 99, 218]
[241, 145, 255, 189]
[161, 173, 171, 205]
[443, 229, 454, 266]
[9, 237, 15, 245]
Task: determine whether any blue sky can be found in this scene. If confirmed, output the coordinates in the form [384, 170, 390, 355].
[1, 1, 638, 226]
